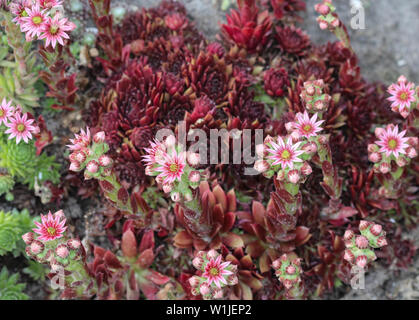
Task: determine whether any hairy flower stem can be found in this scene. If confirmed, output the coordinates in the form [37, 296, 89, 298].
[313, 138, 343, 217]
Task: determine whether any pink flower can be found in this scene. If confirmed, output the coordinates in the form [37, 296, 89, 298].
[202, 255, 233, 289]
[292, 111, 324, 139]
[10, 0, 32, 25]
[20, 3, 49, 40]
[154, 152, 186, 185]
[39, 0, 63, 9]
[5, 112, 37, 144]
[143, 139, 167, 166]
[0, 98, 13, 125]
[375, 125, 409, 158]
[39, 13, 76, 48]
[33, 211, 67, 242]
[387, 80, 416, 117]
[267, 137, 304, 169]
[67, 127, 91, 151]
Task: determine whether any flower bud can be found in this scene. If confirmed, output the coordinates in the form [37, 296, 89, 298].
[69, 161, 81, 171]
[300, 162, 312, 175]
[254, 160, 270, 173]
[67, 239, 81, 250]
[315, 3, 331, 15]
[287, 170, 300, 184]
[189, 171, 201, 183]
[145, 166, 154, 176]
[162, 183, 173, 193]
[343, 249, 355, 262]
[355, 235, 369, 249]
[56, 245, 69, 259]
[285, 122, 294, 132]
[377, 236, 388, 247]
[212, 288, 224, 299]
[165, 135, 176, 148]
[30, 240, 44, 255]
[227, 275, 238, 286]
[187, 152, 201, 167]
[272, 259, 282, 270]
[199, 283, 211, 295]
[285, 265, 296, 275]
[379, 162, 390, 174]
[374, 127, 385, 138]
[367, 144, 378, 153]
[368, 152, 381, 163]
[189, 276, 200, 288]
[370, 224, 382, 236]
[359, 220, 370, 231]
[93, 131, 106, 144]
[86, 160, 99, 173]
[99, 155, 112, 167]
[343, 229, 355, 241]
[256, 144, 265, 158]
[355, 255, 367, 268]
[192, 257, 204, 269]
[396, 156, 407, 167]
[406, 147, 418, 159]
[207, 249, 218, 260]
[22, 232, 34, 245]
[75, 150, 87, 163]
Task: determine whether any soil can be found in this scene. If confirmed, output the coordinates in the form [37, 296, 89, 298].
[1, 0, 418, 300]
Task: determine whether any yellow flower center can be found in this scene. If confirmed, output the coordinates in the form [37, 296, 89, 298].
[21, 10, 28, 17]
[169, 163, 179, 173]
[209, 267, 219, 276]
[50, 25, 59, 35]
[0, 110, 3, 117]
[17, 124, 25, 132]
[388, 139, 397, 150]
[281, 150, 291, 160]
[32, 16, 42, 25]
[399, 92, 408, 101]
[303, 124, 312, 132]
[47, 227, 56, 236]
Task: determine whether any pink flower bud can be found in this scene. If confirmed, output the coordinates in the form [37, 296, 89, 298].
[317, 135, 328, 145]
[314, 100, 326, 111]
[359, 220, 370, 231]
[165, 135, 176, 148]
[408, 137, 418, 147]
[377, 236, 387, 247]
[86, 160, 99, 173]
[368, 152, 381, 163]
[305, 84, 315, 96]
[344, 230, 355, 241]
[406, 147, 418, 159]
[285, 122, 294, 132]
[207, 249, 218, 260]
[200, 283, 211, 296]
[93, 131, 106, 144]
[355, 235, 369, 249]
[189, 171, 201, 183]
[256, 144, 265, 158]
[379, 162, 390, 174]
[145, 166, 154, 176]
[290, 131, 301, 142]
[301, 162, 312, 175]
[74, 150, 87, 163]
[189, 276, 200, 288]
[272, 259, 282, 270]
[213, 288, 224, 299]
[192, 257, 204, 269]
[187, 152, 201, 167]
[254, 160, 270, 173]
[396, 157, 407, 167]
[343, 249, 355, 262]
[370, 224, 382, 236]
[286, 265, 296, 275]
[56, 245, 69, 259]
[67, 239, 81, 250]
[22, 232, 34, 245]
[302, 141, 317, 154]
[319, 20, 329, 30]
[367, 144, 378, 153]
[69, 161, 81, 171]
[30, 240, 44, 255]
[315, 3, 331, 15]
[162, 183, 173, 193]
[399, 108, 410, 118]
[196, 250, 207, 258]
[374, 127, 385, 138]
[264, 135, 274, 144]
[99, 155, 112, 167]
[397, 75, 407, 84]
[355, 255, 367, 268]
[288, 170, 300, 184]
[331, 18, 340, 27]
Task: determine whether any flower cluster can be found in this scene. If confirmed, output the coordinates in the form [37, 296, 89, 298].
[272, 253, 304, 299]
[189, 250, 238, 300]
[254, 135, 312, 184]
[299, 79, 331, 113]
[0, 98, 38, 144]
[368, 124, 418, 173]
[67, 128, 113, 180]
[387, 75, 418, 118]
[143, 135, 206, 203]
[11, 0, 75, 48]
[343, 221, 387, 268]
